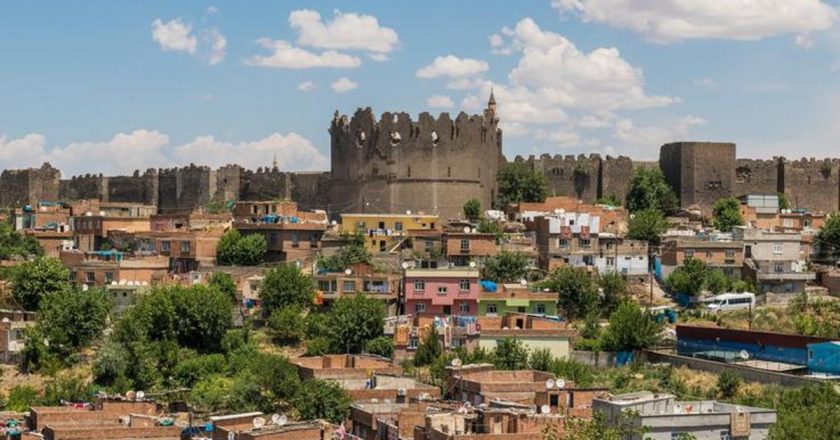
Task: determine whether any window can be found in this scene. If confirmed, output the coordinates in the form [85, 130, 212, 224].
[725, 250, 735, 258]
[161, 241, 171, 253]
[414, 280, 425, 292]
[559, 238, 570, 249]
[409, 337, 419, 349]
[270, 233, 279, 247]
[459, 302, 469, 313]
[783, 218, 793, 228]
[606, 242, 614, 250]
[684, 249, 694, 258]
[291, 232, 300, 247]
[535, 303, 546, 314]
[773, 243, 783, 255]
[774, 262, 784, 273]
[437, 286, 448, 295]
[318, 280, 336, 292]
[487, 303, 498, 314]
[579, 238, 591, 248]
[378, 221, 385, 229]
[105, 272, 114, 283]
[85, 272, 95, 283]
[706, 251, 713, 258]
[395, 221, 403, 231]
[342, 280, 356, 293]
[181, 241, 191, 253]
[719, 430, 731, 440]
[606, 257, 615, 266]
[310, 233, 319, 247]
[459, 279, 470, 291]
[460, 239, 470, 252]
[415, 302, 426, 313]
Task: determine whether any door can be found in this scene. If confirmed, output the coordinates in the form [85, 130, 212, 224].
[443, 306, 451, 315]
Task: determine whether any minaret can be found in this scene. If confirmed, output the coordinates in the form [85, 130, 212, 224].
[485, 88, 498, 122]
[272, 153, 278, 170]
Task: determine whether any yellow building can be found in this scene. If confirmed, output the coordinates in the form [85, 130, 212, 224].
[339, 213, 441, 253]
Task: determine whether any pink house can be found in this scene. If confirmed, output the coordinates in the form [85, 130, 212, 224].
[404, 268, 480, 316]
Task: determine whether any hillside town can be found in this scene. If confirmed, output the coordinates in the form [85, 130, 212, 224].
[4, 2, 840, 439]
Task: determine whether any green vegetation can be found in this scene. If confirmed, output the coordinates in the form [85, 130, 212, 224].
[316, 233, 372, 272]
[494, 337, 530, 370]
[496, 162, 548, 208]
[712, 197, 745, 232]
[11, 256, 70, 311]
[328, 293, 386, 354]
[216, 230, 267, 266]
[538, 267, 598, 320]
[595, 195, 622, 207]
[666, 257, 708, 297]
[627, 208, 669, 245]
[0, 222, 43, 261]
[716, 370, 741, 399]
[463, 198, 481, 223]
[600, 302, 663, 352]
[625, 167, 677, 213]
[598, 271, 628, 315]
[208, 271, 237, 302]
[778, 192, 790, 210]
[482, 251, 530, 283]
[259, 264, 316, 315]
[267, 305, 306, 344]
[815, 213, 840, 262]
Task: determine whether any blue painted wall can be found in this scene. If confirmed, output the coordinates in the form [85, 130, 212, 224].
[677, 337, 808, 366]
[807, 342, 840, 375]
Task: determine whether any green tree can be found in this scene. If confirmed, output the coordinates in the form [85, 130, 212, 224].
[365, 336, 394, 359]
[0, 222, 43, 260]
[260, 264, 316, 314]
[625, 167, 677, 213]
[483, 251, 530, 283]
[496, 162, 548, 209]
[267, 305, 305, 344]
[208, 271, 237, 302]
[216, 230, 267, 266]
[600, 302, 664, 352]
[712, 197, 745, 232]
[169, 284, 233, 352]
[414, 326, 442, 366]
[173, 354, 227, 387]
[666, 257, 708, 297]
[598, 271, 627, 315]
[190, 375, 233, 412]
[627, 208, 669, 245]
[595, 195, 622, 207]
[778, 192, 791, 210]
[539, 267, 597, 320]
[11, 257, 70, 311]
[717, 370, 741, 399]
[463, 198, 482, 223]
[30, 286, 110, 366]
[816, 213, 840, 263]
[291, 379, 352, 424]
[216, 229, 242, 265]
[316, 233, 372, 272]
[529, 348, 553, 372]
[494, 337, 530, 370]
[704, 269, 731, 295]
[329, 294, 386, 354]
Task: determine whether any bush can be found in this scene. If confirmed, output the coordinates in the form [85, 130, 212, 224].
[267, 306, 305, 344]
[208, 272, 237, 302]
[190, 375, 233, 412]
[366, 336, 394, 359]
[717, 370, 742, 398]
[463, 199, 481, 223]
[7, 385, 40, 411]
[304, 337, 332, 356]
[529, 348, 553, 372]
[494, 337, 530, 370]
[173, 354, 228, 387]
[414, 327, 441, 366]
[600, 302, 664, 352]
[291, 379, 352, 424]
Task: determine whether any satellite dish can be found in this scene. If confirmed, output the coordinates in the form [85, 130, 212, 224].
[110, 281, 117, 285]
[556, 379, 566, 389]
[126, 391, 136, 400]
[228, 432, 235, 440]
[401, 262, 409, 269]
[463, 226, 471, 233]
[451, 358, 463, 367]
[519, 278, 527, 286]
[1, 318, 8, 323]
[469, 261, 477, 269]
[344, 268, 352, 275]
[271, 414, 287, 426]
[545, 379, 555, 389]
[471, 228, 477, 233]
[253, 417, 266, 429]
[82, 284, 89, 291]
[371, 398, 379, 403]
[541, 405, 551, 414]
[136, 390, 145, 400]
[529, 405, 537, 414]
[739, 350, 750, 360]
[406, 210, 412, 215]
[673, 404, 683, 414]
[331, 220, 337, 226]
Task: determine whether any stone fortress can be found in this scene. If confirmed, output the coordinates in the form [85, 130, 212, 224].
[2, 94, 839, 217]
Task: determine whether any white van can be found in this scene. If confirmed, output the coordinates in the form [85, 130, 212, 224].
[704, 292, 756, 312]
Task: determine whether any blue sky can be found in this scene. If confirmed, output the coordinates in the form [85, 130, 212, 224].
[1, 0, 840, 176]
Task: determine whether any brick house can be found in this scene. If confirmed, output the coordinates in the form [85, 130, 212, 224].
[403, 268, 481, 316]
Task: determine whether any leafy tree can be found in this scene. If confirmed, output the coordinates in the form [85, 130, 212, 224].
[291, 379, 352, 424]
[717, 370, 741, 399]
[365, 336, 394, 358]
[173, 354, 227, 387]
[625, 167, 677, 212]
[543, 411, 649, 440]
[598, 271, 627, 315]
[483, 251, 530, 283]
[738, 384, 840, 439]
[42, 373, 95, 406]
[778, 192, 791, 210]
[627, 208, 668, 245]
[260, 264, 315, 314]
[168, 285, 233, 352]
[0, 222, 43, 260]
[704, 269, 731, 295]
[539, 267, 597, 320]
[712, 197, 745, 232]
[463, 198, 481, 223]
[329, 294, 386, 354]
[414, 326, 442, 366]
[11, 257, 70, 311]
[600, 302, 664, 352]
[731, 279, 755, 293]
[496, 162, 548, 208]
[666, 257, 708, 297]
[267, 305, 305, 344]
[477, 219, 503, 237]
[36, 286, 110, 355]
[208, 271, 237, 302]
[316, 233, 372, 272]
[815, 213, 840, 263]
[304, 337, 332, 356]
[529, 348, 553, 372]
[304, 312, 331, 340]
[494, 337, 530, 370]
[216, 230, 267, 266]
[191, 375, 233, 412]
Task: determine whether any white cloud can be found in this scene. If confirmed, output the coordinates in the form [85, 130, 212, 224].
[151, 18, 198, 53]
[368, 53, 389, 62]
[553, 0, 837, 43]
[245, 39, 361, 69]
[330, 77, 358, 93]
[173, 133, 328, 171]
[298, 81, 316, 91]
[612, 116, 706, 157]
[693, 78, 719, 88]
[203, 28, 227, 65]
[289, 9, 399, 54]
[795, 34, 814, 49]
[426, 95, 454, 108]
[206, 6, 219, 15]
[0, 131, 328, 175]
[416, 55, 489, 79]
